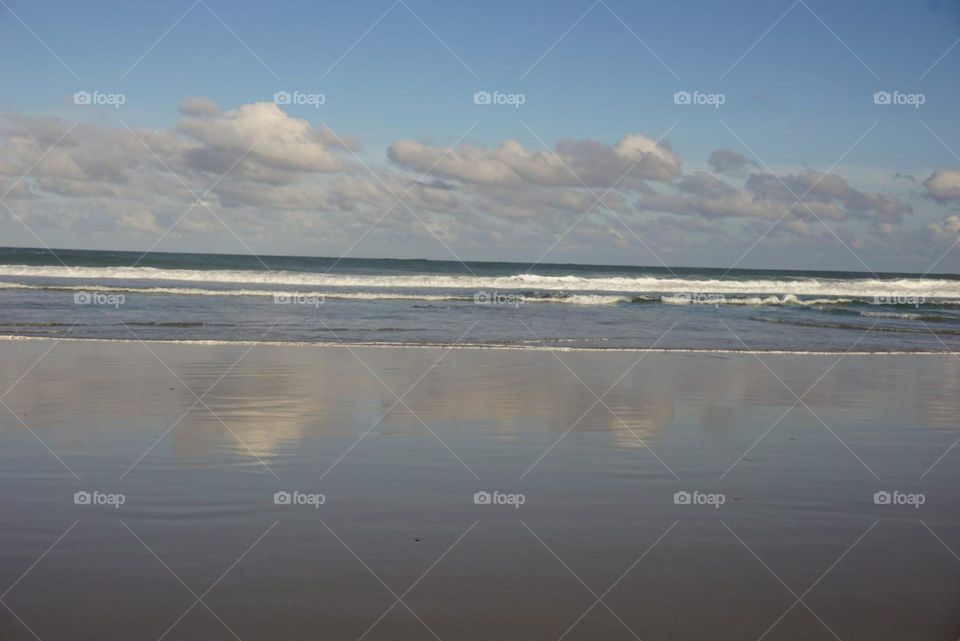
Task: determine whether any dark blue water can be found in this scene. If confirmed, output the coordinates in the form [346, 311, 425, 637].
[1, 246, 959, 351]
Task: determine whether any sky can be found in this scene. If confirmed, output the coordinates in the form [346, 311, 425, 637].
[1, 0, 959, 272]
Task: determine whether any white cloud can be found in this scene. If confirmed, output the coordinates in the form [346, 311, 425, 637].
[928, 214, 960, 240]
[179, 100, 356, 175]
[0, 99, 951, 269]
[639, 168, 911, 225]
[388, 133, 680, 188]
[924, 169, 960, 203]
[707, 149, 755, 176]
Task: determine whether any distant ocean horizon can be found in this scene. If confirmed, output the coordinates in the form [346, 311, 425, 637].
[4, 244, 959, 278]
[2, 246, 959, 352]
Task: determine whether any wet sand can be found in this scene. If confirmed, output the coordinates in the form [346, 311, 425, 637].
[1, 339, 959, 640]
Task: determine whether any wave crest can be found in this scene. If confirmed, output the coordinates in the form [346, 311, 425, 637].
[1, 264, 958, 300]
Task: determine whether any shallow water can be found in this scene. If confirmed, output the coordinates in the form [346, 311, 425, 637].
[1, 340, 958, 640]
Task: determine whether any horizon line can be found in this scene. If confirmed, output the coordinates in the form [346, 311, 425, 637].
[0, 244, 957, 278]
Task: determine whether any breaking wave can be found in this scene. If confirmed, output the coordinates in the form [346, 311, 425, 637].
[0, 281, 936, 307]
[1, 264, 958, 301]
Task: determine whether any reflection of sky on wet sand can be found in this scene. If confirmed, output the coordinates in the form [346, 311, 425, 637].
[3, 341, 960, 640]
[2, 341, 959, 476]
[0, 343, 960, 457]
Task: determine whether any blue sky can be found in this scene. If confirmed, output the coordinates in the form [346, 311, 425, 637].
[1, 0, 959, 270]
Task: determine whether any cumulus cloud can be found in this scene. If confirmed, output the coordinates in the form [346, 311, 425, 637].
[179, 99, 358, 176]
[708, 150, 755, 176]
[677, 171, 738, 199]
[923, 169, 960, 203]
[388, 133, 681, 188]
[749, 170, 912, 224]
[0, 99, 950, 268]
[639, 168, 911, 225]
[928, 214, 960, 240]
[638, 188, 778, 220]
[0, 99, 366, 205]
[0, 98, 373, 210]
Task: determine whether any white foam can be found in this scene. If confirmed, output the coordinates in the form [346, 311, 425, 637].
[0, 282, 632, 305]
[0, 333, 950, 355]
[660, 293, 854, 306]
[861, 310, 924, 320]
[1, 264, 958, 300]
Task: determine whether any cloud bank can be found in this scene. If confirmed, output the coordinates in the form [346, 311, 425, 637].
[1, 98, 957, 269]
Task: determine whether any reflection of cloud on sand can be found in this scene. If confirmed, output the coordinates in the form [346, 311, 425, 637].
[4, 340, 960, 470]
[170, 351, 380, 460]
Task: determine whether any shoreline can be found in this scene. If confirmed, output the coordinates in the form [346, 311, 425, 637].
[0, 333, 953, 356]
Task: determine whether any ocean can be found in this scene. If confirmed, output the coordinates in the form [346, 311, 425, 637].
[1, 246, 959, 352]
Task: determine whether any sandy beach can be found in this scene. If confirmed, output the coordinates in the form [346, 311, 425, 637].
[1, 338, 958, 640]
[3, 0, 960, 636]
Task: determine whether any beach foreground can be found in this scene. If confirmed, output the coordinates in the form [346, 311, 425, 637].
[1, 339, 959, 640]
